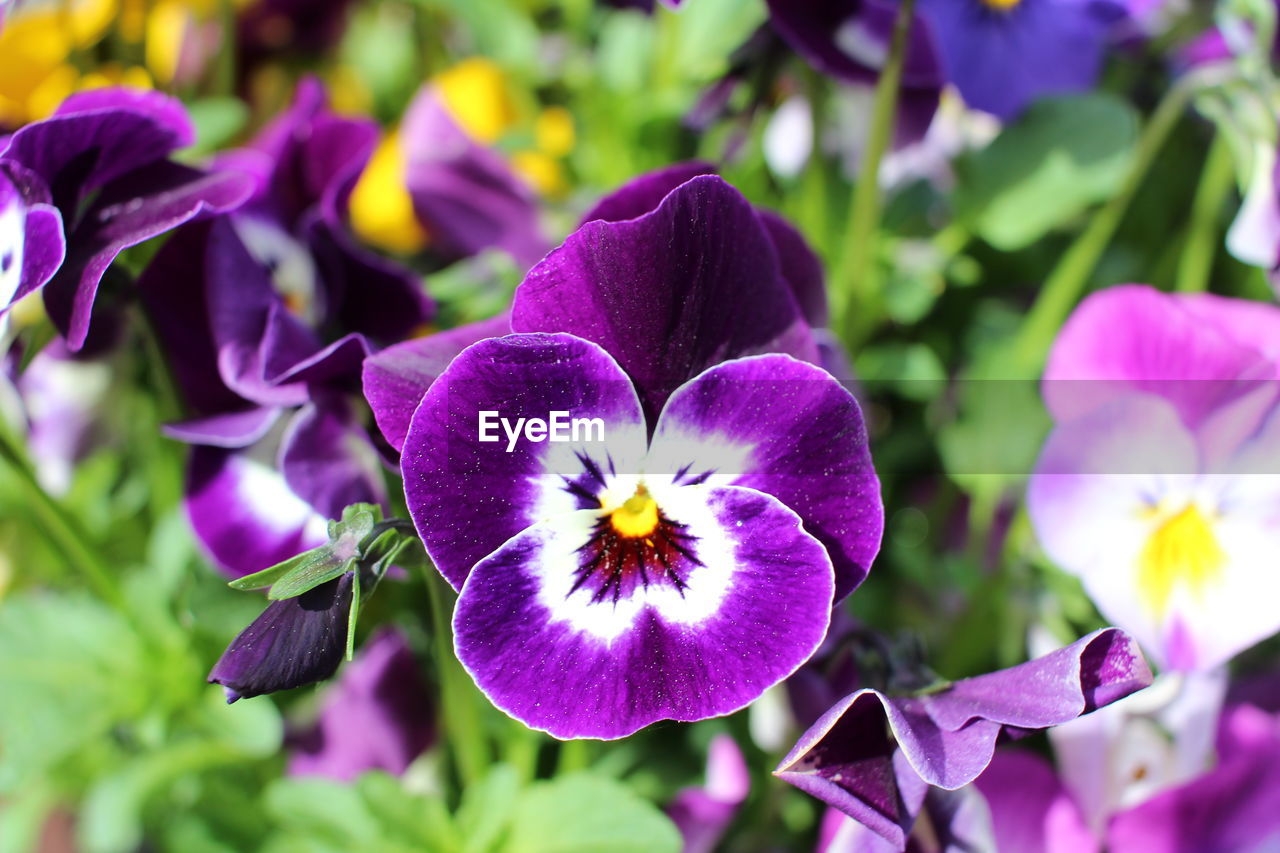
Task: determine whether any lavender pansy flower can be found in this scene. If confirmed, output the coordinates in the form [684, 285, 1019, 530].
[1030, 285, 1280, 670]
[0, 88, 254, 349]
[667, 734, 750, 853]
[972, 750, 1099, 853]
[365, 171, 843, 454]
[288, 628, 434, 781]
[913, 0, 1128, 120]
[403, 332, 879, 738]
[773, 629, 1151, 848]
[816, 786, 997, 853]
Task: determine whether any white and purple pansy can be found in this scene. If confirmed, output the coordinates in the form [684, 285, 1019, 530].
[773, 629, 1151, 848]
[1029, 285, 1280, 671]
[0, 87, 254, 349]
[0, 163, 64, 317]
[402, 332, 881, 740]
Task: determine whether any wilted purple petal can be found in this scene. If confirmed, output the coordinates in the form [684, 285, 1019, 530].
[362, 314, 510, 453]
[209, 573, 353, 702]
[775, 629, 1151, 847]
[288, 628, 434, 781]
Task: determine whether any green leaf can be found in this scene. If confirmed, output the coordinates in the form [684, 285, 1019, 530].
[227, 549, 323, 592]
[457, 764, 520, 853]
[266, 555, 354, 601]
[953, 94, 1138, 250]
[185, 98, 250, 155]
[504, 774, 681, 853]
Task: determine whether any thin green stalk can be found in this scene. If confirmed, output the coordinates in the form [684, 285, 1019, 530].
[1010, 78, 1195, 374]
[1175, 132, 1236, 293]
[837, 0, 918, 347]
[423, 566, 491, 789]
[556, 737, 592, 775]
[0, 426, 125, 610]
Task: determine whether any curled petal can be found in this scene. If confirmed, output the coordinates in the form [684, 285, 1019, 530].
[775, 629, 1151, 846]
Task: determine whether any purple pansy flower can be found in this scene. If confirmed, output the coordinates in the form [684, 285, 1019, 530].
[765, 0, 945, 143]
[0, 88, 254, 349]
[1030, 285, 1280, 671]
[403, 332, 879, 739]
[913, 0, 1128, 120]
[288, 628, 434, 781]
[816, 787, 997, 853]
[773, 628, 1151, 848]
[364, 168, 844, 458]
[667, 734, 750, 853]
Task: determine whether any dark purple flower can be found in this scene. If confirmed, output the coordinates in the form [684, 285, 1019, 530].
[403, 332, 879, 738]
[0, 88, 253, 349]
[913, 0, 1128, 120]
[288, 628, 434, 781]
[765, 0, 945, 142]
[774, 629, 1152, 848]
[209, 572, 354, 702]
[667, 735, 750, 853]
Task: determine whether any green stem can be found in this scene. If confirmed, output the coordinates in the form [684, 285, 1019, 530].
[556, 738, 592, 775]
[0, 427, 125, 610]
[423, 567, 491, 789]
[837, 0, 917, 347]
[1175, 132, 1236, 293]
[1010, 78, 1194, 374]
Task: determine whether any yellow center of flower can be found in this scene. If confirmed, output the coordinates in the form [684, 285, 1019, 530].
[1138, 504, 1225, 617]
[981, 0, 1023, 9]
[610, 485, 660, 539]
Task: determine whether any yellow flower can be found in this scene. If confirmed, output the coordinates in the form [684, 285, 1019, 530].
[535, 106, 575, 159]
[512, 150, 567, 199]
[349, 133, 430, 255]
[435, 58, 518, 145]
[0, 0, 117, 125]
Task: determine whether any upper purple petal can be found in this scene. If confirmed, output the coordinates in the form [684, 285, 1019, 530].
[578, 161, 716, 225]
[279, 398, 386, 521]
[512, 175, 820, 421]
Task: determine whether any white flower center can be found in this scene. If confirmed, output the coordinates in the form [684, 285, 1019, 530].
[231, 215, 322, 326]
[0, 199, 26, 309]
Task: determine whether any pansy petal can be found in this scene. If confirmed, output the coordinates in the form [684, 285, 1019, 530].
[363, 314, 510, 453]
[757, 208, 828, 328]
[650, 354, 881, 601]
[280, 400, 386, 521]
[973, 751, 1096, 853]
[403, 332, 649, 589]
[165, 407, 282, 449]
[453, 484, 835, 739]
[667, 734, 750, 853]
[4, 89, 195, 207]
[44, 162, 255, 350]
[288, 627, 434, 781]
[512, 175, 819, 420]
[15, 205, 64, 305]
[208, 573, 353, 702]
[186, 446, 327, 578]
[776, 630, 1149, 843]
[578, 161, 715, 224]
[1043, 285, 1271, 428]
